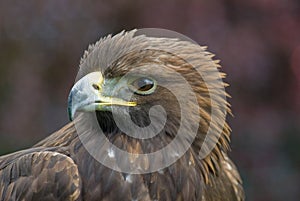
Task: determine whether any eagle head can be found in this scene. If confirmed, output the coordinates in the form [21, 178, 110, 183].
[67, 29, 231, 176]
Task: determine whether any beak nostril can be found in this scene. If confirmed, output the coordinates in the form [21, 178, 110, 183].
[92, 84, 100, 90]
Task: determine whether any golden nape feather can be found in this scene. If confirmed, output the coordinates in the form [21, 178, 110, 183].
[0, 29, 244, 201]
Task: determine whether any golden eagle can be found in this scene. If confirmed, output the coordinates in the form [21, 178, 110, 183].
[0, 30, 244, 201]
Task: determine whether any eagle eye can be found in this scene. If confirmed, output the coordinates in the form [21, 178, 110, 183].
[129, 77, 157, 95]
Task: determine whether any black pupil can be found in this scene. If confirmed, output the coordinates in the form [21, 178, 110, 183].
[135, 78, 154, 91]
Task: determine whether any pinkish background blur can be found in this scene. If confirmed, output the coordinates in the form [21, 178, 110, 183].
[0, 0, 299, 200]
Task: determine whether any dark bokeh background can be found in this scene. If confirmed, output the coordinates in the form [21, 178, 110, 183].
[0, 0, 299, 200]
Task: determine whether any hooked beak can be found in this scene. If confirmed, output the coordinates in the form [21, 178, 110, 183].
[67, 72, 136, 121]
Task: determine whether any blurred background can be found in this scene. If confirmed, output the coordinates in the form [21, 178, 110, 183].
[0, 0, 299, 200]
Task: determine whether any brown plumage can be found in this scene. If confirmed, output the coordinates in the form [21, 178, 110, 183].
[0, 30, 244, 201]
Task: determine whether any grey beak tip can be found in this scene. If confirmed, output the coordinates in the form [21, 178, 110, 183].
[67, 90, 74, 121]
